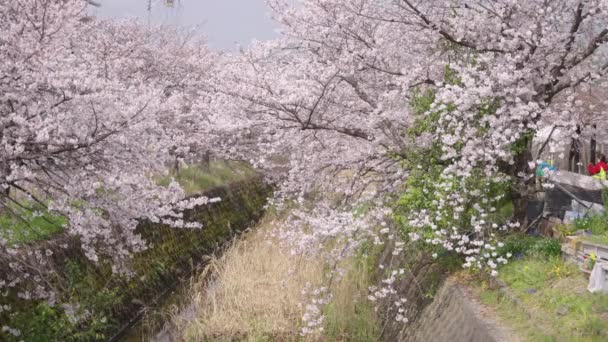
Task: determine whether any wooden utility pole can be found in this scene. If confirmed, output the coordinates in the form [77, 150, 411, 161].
[148, 0, 152, 27]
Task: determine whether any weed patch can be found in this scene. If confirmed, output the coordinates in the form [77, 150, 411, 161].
[471, 255, 608, 341]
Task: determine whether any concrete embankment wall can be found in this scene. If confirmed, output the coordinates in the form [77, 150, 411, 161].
[400, 280, 508, 342]
[374, 241, 510, 342]
[0, 176, 272, 342]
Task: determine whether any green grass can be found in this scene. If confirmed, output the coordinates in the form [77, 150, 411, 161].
[0, 204, 66, 246]
[580, 234, 608, 246]
[498, 234, 562, 258]
[473, 255, 608, 341]
[323, 242, 382, 342]
[575, 214, 608, 236]
[0, 161, 257, 246]
[572, 212, 608, 247]
[157, 160, 257, 195]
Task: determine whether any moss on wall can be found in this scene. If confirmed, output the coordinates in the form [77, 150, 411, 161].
[1, 176, 272, 342]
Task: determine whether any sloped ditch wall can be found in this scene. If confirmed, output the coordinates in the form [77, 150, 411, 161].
[0, 176, 272, 341]
[374, 242, 504, 342]
[398, 280, 502, 342]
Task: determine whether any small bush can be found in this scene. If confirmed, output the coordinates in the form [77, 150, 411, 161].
[529, 238, 562, 257]
[575, 214, 608, 235]
[499, 234, 561, 258]
[574, 190, 608, 235]
[573, 211, 608, 245]
[499, 234, 537, 256]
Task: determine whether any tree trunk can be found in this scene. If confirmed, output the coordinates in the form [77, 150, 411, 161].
[199, 151, 210, 172]
[511, 142, 534, 231]
[173, 157, 180, 176]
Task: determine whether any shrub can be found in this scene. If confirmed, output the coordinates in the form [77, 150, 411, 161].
[574, 214, 608, 235]
[529, 238, 562, 257]
[499, 234, 561, 258]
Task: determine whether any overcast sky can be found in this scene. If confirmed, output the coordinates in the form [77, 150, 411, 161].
[89, 0, 279, 50]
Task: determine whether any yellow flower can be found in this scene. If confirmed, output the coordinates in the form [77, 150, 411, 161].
[551, 265, 562, 278]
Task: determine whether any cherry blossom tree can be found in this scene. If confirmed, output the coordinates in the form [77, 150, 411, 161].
[211, 0, 607, 332]
[0, 0, 217, 305]
[2, 0, 607, 336]
[215, 0, 608, 273]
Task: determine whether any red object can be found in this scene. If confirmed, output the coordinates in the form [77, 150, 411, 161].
[588, 161, 608, 175]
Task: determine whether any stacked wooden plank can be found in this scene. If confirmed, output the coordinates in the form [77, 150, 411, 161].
[562, 236, 608, 277]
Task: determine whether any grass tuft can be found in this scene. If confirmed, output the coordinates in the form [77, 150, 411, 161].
[173, 212, 382, 341]
[176, 214, 325, 341]
[323, 247, 380, 342]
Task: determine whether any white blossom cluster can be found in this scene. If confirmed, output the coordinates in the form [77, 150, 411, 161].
[368, 274, 409, 325]
[299, 284, 332, 336]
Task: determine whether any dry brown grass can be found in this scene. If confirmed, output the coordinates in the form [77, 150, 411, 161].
[174, 215, 327, 341]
